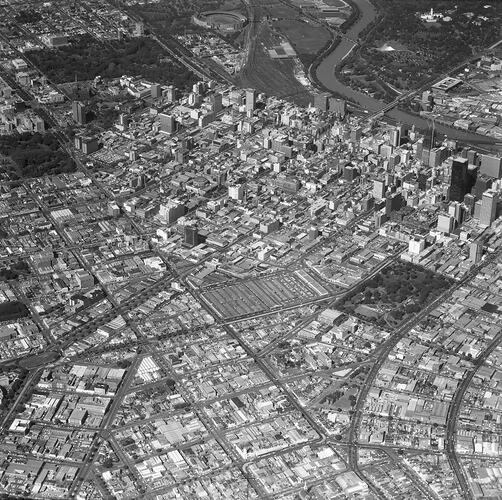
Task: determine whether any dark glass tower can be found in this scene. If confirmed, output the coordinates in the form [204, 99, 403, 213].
[449, 158, 469, 202]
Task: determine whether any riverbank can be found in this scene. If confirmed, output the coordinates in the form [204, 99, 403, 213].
[313, 0, 500, 148]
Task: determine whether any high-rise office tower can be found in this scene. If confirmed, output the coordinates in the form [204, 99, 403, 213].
[246, 89, 257, 112]
[151, 84, 162, 99]
[429, 146, 449, 168]
[373, 180, 386, 200]
[329, 98, 346, 118]
[166, 85, 176, 103]
[390, 128, 400, 147]
[448, 201, 464, 224]
[480, 154, 502, 179]
[72, 101, 86, 125]
[314, 93, 329, 112]
[437, 214, 455, 234]
[479, 190, 498, 226]
[449, 157, 469, 202]
[469, 239, 483, 264]
[159, 113, 176, 134]
[467, 149, 477, 165]
[473, 174, 493, 200]
[184, 225, 200, 247]
[210, 93, 222, 113]
[350, 127, 362, 144]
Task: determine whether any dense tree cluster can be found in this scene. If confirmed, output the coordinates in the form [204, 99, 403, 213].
[0, 301, 30, 322]
[0, 260, 30, 282]
[341, 0, 502, 98]
[26, 35, 197, 88]
[14, 9, 42, 24]
[341, 262, 452, 326]
[132, 0, 230, 33]
[0, 132, 75, 179]
[0, 370, 28, 411]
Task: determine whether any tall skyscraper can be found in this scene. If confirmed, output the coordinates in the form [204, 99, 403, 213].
[469, 239, 483, 264]
[184, 225, 200, 247]
[437, 214, 455, 234]
[479, 190, 498, 226]
[314, 93, 329, 112]
[117, 113, 129, 131]
[151, 84, 162, 99]
[210, 93, 222, 113]
[350, 127, 362, 144]
[329, 98, 346, 118]
[246, 89, 257, 112]
[166, 85, 176, 103]
[390, 128, 400, 147]
[373, 180, 386, 200]
[159, 113, 176, 134]
[72, 101, 86, 125]
[480, 154, 502, 179]
[473, 174, 493, 200]
[429, 146, 449, 168]
[449, 157, 469, 202]
[467, 149, 477, 165]
[448, 201, 464, 224]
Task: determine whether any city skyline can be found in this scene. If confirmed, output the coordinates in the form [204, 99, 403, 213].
[0, 0, 501, 499]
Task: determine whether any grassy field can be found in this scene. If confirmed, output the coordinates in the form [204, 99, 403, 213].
[275, 19, 331, 61]
[219, 0, 244, 10]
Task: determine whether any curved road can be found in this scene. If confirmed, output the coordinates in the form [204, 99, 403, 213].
[315, 0, 498, 146]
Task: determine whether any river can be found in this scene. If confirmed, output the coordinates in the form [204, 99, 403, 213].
[315, 0, 499, 148]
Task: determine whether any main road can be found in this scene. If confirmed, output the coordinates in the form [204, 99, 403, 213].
[315, 0, 499, 146]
